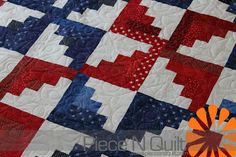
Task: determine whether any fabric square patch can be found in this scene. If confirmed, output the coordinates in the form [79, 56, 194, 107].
[0, 102, 43, 157]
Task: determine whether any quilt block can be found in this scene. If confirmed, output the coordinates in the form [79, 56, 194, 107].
[1, 0, 236, 157]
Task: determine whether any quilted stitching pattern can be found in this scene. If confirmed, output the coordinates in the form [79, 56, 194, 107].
[0, 0, 236, 157]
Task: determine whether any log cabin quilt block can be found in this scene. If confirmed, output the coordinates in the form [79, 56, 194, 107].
[1, 0, 236, 156]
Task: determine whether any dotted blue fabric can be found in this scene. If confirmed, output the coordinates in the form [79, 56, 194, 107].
[0, 16, 50, 54]
[47, 74, 107, 131]
[220, 99, 236, 114]
[117, 92, 194, 136]
[1, 1, 106, 70]
[55, 19, 105, 70]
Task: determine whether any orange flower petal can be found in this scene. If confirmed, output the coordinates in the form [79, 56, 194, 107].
[223, 118, 236, 131]
[210, 148, 216, 157]
[188, 143, 205, 157]
[223, 144, 236, 157]
[209, 104, 218, 125]
[218, 147, 227, 157]
[189, 117, 205, 131]
[199, 147, 208, 157]
[197, 108, 209, 128]
[224, 132, 236, 142]
[186, 131, 204, 143]
[218, 108, 229, 126]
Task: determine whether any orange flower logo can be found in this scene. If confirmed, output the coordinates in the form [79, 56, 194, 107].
[186, 104, 236, 157]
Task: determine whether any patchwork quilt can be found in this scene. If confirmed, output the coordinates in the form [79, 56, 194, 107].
[1, 0, 236, 156]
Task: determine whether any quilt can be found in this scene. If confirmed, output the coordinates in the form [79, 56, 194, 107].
[1, 0, 236, 156]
